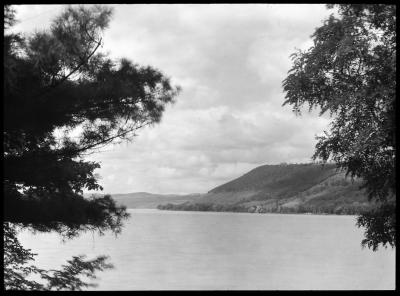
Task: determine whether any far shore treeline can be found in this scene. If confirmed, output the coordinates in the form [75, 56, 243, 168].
[157, 201, 371, 216]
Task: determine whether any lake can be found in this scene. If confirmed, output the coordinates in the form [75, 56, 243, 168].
[18, 209, 395, 290]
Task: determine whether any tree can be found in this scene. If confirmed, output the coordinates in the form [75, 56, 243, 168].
[282, 4, 395, 251]
[4, 5, 179, 290]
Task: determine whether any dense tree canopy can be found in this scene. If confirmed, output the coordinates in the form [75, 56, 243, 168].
[4, 5, 179, 289]
[282, 4, 395, 251]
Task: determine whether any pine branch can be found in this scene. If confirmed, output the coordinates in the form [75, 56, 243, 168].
[61, 121, 151, 157]
[36, 38, 103, 102]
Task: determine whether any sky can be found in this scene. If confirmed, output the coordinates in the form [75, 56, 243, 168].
[11, 4, 335, 195]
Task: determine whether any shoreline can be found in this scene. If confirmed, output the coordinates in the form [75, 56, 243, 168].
[127, 208, 359, 217]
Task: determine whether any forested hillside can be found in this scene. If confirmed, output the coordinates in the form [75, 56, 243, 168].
[158, 163, 371, 215]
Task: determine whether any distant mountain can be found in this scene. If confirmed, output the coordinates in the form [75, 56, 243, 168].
[158, 163, 371, 215]
[85, 192, 203, 209]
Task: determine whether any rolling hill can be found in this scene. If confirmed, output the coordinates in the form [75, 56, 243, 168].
[85, 192, 203, 209]
[157, 163, 372, 215]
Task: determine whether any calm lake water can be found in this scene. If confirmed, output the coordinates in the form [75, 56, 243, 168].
[18, 209, 395, 290]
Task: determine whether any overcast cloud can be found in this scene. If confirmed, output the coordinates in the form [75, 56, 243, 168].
[12, 4, 334, 194]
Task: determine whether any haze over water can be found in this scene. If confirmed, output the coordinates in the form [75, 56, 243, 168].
[18, 210, 395, 290]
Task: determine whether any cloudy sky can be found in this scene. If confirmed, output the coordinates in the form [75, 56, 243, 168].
[12, 4, 335, 194]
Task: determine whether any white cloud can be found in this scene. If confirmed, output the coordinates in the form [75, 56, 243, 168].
[12, 4, 334, 194]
